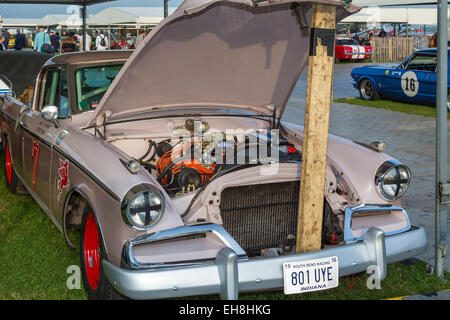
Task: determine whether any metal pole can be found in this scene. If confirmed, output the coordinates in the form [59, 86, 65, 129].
[435, 0, 448, 279]
[164, 0, 168, 18]
[82, 4, 87, 51]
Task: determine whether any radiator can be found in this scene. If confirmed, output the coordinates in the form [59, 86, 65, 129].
[219, 181, 300, 255]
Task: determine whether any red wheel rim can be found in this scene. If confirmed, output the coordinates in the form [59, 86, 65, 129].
[5, 144, 12, 185]
[84, 213, 100, 291]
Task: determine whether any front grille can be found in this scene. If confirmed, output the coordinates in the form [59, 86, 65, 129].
[219, 181, 300, 255]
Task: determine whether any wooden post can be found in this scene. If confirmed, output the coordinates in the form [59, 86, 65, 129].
[388, 38, 392, 62]
[296, 3, 336, 254]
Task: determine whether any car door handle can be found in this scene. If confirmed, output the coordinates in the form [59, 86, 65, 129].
[15, 120, 24, 131]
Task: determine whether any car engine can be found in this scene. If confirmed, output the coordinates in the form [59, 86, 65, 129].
[137, 119, 302, 196]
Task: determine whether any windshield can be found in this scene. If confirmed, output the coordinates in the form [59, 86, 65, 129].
[75, 64, 124, 113]
[336, 39, 359, 46]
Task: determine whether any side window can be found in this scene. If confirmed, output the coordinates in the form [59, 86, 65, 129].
[40, 69, 70, 118]
[405, 55, 437, 72]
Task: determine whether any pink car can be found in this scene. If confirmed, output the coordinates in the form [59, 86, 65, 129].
[0, 0, 426, 300]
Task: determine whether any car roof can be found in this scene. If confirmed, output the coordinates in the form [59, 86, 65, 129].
[413, 48, 450, 55]
[44, 50, 133, 67]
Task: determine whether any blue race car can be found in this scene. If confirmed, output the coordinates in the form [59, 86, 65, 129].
[351, 48, 449, 111]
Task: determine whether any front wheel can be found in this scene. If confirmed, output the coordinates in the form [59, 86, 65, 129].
[80, 205, 125, 300]
[359, 78, 380, 100]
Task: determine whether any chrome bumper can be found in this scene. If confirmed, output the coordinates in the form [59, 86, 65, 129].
[103, 226, 427, 300]
[343, 52, 373, 56]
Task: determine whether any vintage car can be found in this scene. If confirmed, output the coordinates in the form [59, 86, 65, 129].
[0, 0, 427, 300]
[334, 37, 373, 62]
[351, 48, 450, 111]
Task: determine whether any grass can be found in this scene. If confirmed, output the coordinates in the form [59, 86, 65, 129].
[0, 151, 86, 300]
[334, 97, 450, 119]
[0, 148, 449, 300]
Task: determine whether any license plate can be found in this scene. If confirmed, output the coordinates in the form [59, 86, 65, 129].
[283, 256, 339, 295]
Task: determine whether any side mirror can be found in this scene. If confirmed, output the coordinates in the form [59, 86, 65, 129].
[41, 105, 58, 121]
[41, 105, 60, 128]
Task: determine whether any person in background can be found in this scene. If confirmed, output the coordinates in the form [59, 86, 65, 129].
[33, 26, 51, 52]
[2, 29, 9, 49]
[49, 30, 60, 54]
[95, 30, 109, 51]
[378, 29, 387, 38]
[14, 29, 27, 50]
[428, 32, 437, 48]
[61, 32, 77, 53]
[0, 35, 7, 51]
[79, 30, 92, 51]
[135, 30, 146, 49]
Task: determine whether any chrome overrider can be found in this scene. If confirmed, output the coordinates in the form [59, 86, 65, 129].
[103, 209, 427, 300]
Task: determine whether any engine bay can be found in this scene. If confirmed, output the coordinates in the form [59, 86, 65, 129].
[106, 115, 362, 249]
[129, 118, 302, 196]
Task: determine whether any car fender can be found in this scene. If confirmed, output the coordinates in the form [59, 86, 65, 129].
[281, 122, 397, 205]
[357, 75, 380, 91]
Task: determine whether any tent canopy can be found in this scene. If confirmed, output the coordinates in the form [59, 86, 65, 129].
[342, 7, 448, 25]
[89, 7, 177, 26]
[1, 17, 41, 27]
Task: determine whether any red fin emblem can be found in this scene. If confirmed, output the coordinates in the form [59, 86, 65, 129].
[57, 159, 70, 198]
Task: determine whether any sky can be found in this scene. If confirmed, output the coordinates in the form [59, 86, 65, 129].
[0, 0, 183, 18]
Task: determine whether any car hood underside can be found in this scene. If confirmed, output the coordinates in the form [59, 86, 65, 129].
[90, 0, 357, 126]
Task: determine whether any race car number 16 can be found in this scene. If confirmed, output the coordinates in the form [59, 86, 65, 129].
[283, 256, 339, 295]
[401, 71, 419, 97]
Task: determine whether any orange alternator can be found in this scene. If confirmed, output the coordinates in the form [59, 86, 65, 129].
[156, 142, 215, 187]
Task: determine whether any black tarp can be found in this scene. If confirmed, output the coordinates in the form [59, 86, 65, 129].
[0, 51, 51, 96]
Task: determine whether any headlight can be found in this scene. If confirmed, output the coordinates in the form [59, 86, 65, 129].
[375, 160, 411, 201]
[121, 184, 165, 230]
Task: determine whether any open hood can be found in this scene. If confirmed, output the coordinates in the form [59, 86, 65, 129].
[90, 0, 357, 126]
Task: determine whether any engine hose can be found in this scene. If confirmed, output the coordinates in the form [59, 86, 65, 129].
[157, 161, 175, 184]
[142, 163, 156, 170]
[139, 140, 156, 162]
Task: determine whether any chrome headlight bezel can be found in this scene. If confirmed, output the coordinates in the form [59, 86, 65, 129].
[375, 160, 411, 201]
[121, 184, 165, 230]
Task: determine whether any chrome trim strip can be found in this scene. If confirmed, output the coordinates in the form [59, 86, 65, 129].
[343, 204, 411, 243]
[121, 224, 247, 269]
[104, 226, 427, 300]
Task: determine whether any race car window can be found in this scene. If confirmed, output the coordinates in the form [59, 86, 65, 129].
[75, 64, 124, 113]
[40, 69, 70, 119]
[335, 39, 359, 46]
[405, 54, 436, 72]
